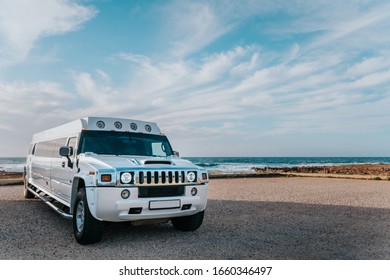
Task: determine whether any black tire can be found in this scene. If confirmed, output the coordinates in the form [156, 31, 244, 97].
[171, 210, 204, 231]
[73, 188, 104, 245]
[23, 174, 35, 199]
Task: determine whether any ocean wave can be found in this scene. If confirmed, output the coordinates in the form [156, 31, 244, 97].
[195, 163, 220, 168]
[0, 164, 25, 172]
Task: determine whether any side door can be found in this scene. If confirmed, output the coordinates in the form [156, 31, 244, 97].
[31, 141, 52, 191]
[52, 137, 77, 203]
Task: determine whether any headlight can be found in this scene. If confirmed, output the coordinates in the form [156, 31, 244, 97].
[187, 172, 196, 182]
[121, 172, 133, 184]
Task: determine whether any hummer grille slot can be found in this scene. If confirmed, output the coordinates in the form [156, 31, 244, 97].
[154, 171, 159, 184]
[175, 171, 179, 183]
[139, 172, 144, 184]
[181, 171, 185, 183]
[161, 172, 166, 184]
[147, 171, 152, 184]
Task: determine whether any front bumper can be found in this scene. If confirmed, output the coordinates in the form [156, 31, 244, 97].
[86, 184, 208, 222]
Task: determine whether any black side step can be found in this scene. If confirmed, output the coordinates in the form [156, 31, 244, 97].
[27, 187, 72, 219]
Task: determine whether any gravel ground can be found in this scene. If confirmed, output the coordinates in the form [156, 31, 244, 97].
[1, 177, 390, 260]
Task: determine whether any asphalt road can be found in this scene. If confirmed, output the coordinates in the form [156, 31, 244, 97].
[1, 177, 390, 260]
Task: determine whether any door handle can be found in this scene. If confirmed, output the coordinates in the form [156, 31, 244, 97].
[62, 162, 66, 168]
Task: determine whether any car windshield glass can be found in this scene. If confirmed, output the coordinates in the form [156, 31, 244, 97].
[78, 131, 173, 157]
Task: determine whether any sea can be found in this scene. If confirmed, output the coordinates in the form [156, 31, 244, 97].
[1, 157, 390, 174]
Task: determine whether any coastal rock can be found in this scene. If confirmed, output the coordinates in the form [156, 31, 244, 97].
[0, 171, 23, 179]
[253, 164, 390, 177]
[0, 171, 23, 186]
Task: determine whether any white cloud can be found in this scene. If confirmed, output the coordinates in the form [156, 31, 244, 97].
[347, 55, 390, 78]
[99, 41, 390, 146]
[0, 79, 75, 155]
[0, 79, 72, 118]
[316, 3, 390, 44]
[68, 70, 126, 117]
[351, 70, 390, 89]
[0, 0, 97, 64]
[163, 1, 234, 58]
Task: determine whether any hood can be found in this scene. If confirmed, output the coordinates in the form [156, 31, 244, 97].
[79, 154, 201, 171]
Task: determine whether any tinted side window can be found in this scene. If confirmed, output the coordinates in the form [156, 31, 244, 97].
[54, 138, 67, 158]
[35, 138, 68, 158]
[35, 142, 47, 157]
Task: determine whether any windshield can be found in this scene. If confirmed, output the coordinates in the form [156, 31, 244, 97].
[78, 131, 173, 157]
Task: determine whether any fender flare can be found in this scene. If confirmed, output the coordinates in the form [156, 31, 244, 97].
[70, 176, 85, 215]
[70, 175, 101, 221]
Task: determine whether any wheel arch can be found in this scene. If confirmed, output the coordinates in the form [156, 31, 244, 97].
[70, 176, 86, 215]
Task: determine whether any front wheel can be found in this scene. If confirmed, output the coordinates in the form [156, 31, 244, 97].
[171, 210, 204, 231]
[73, 188, 104, 245]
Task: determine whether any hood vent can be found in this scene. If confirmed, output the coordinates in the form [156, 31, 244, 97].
[143, 160, 172, 165]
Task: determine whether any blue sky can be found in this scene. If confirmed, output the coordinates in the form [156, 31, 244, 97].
[1, 0, 390, 157]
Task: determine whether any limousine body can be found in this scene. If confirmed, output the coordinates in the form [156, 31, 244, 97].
[24, 117, 208, 244]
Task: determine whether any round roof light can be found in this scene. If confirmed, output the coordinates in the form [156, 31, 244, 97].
[96, 121, 105, 129]
[130, 123, 137, 131]
[114, 121, 122, 129]
[145, 124, 152, 132]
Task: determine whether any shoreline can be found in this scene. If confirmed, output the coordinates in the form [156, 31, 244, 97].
[2, 163, 390, 185]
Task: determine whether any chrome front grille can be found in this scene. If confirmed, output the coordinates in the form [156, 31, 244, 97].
[117, 169, 198, 186]
[138, 170, 186, 185]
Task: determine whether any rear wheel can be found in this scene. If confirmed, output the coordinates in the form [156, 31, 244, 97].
[73, 188, 104, 245]
[23, 174, 35, 199]
[171, 210, 204, 231]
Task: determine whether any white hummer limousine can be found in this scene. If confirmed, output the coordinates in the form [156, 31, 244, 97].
[24, 117, 208, 244]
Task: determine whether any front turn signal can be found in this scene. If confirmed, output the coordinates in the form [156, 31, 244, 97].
[101, 174, 112, 182]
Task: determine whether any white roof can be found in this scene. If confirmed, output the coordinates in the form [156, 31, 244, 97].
[31, 117, 161, 143]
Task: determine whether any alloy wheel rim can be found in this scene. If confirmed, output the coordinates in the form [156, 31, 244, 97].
[76, 201, 85, 232]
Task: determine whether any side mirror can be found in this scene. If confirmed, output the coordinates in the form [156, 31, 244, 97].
[59, 146, 73, 157]
[173, 151, 180, 157]
[59, 146, 74, 168]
